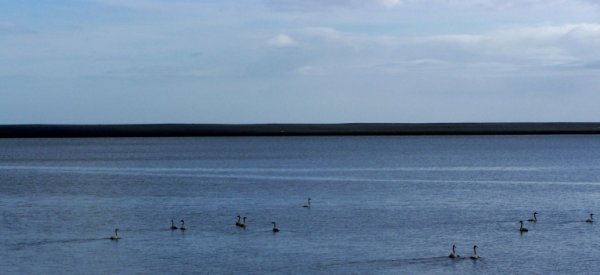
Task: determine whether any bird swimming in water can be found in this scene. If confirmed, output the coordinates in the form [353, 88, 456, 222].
[235, 215, 243, 227]
[519, 220, 528, 232]
[470, 245, 480, 260]
[171, 219, 178, 230]
[272, 222, 280, 233]
[586, 213, 594, 223]
[448, 244, 459, 258]
[180, 220, 187, 231]
[240, 217, 247, 228]
[527, 212, 538, 222]
[303, 198, 311, 208]
[110, 228, 120, 240]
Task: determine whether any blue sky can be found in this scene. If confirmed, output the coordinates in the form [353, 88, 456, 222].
[1, 0, 600, 124]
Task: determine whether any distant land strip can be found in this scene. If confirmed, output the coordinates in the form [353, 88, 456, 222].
[1, 123, 600, 138]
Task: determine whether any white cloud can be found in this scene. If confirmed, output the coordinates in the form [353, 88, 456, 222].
[292, 65, 326, 75]
[295, 23, 600, 73]
[267, 34, 297, 47]
[375, 0, 403, 7]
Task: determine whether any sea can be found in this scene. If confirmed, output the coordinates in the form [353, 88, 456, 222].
[1, 135, 600, 274]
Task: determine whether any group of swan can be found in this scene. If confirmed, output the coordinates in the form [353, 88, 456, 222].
[109, 198, 314, 240]
[235, 215, 247, 228]
[448, 211, 596, 259]
[236, 217, 280, 232]
[171, 219, 186, 231]
[448, 244, 479, 260]
[519, 212, 594, 233]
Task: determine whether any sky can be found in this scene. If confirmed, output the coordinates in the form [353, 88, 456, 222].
[1, 0, 600, 124]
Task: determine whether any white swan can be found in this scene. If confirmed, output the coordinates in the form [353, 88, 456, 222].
[180, 220, 187, 230]
[272, 222, 280, 233]
[171, 219, 178, 230]
[240, 217, 247, 228]
[527, 212, 538, 222]
[519, 221, 528, 232]
[470, 245, 479, 260]
[303, 198, 311, 208]
[110, 228, 120, 240]
[448, 244, 460, 258]
[235, 215, 243, 227]
[586, 213, 594, 223]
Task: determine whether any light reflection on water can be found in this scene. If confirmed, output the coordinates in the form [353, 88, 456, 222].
[1, 136, 600, 274]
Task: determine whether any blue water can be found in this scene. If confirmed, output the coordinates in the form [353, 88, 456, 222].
[2, 136, 600, 274]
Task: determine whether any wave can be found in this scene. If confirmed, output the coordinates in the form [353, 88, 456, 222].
[321, 255, 471, 269]
[1, 165, 599, 186]
[0, 165, 570, 173]
[11, 237, 107, 250]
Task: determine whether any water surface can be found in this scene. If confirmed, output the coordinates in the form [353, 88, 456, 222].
[2, 136, 600, 274]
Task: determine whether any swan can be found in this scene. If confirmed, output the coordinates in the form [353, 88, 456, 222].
[448, 244, 460, 258]
[470, 245, 479, 260]
[180, 220, 187, 231]
[586, 213, 594, 223]
[272, 222, 280, 233]
[303, 198, 311, 208]
[527, 212, 538, 222]
[171, 219, 178, 230]
[110, 228, 120, 240]
[235, 215, 243, 227]
[519, 221, 528, 232]
[240, 217, 247, 228]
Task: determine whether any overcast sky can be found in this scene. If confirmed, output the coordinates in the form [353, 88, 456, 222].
[1, 0, 600, 124]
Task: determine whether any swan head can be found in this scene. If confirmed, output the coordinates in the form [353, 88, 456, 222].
[519, 220, 523, 224]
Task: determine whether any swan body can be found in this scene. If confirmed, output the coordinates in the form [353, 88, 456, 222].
[110, 228, 120, 240]
[171, 219, 178, 230]
[586, 213, 594, 223]
[448, 244, 460, 258]
[470, 245, 479, 260]
[519, 221, 528, 232]
[303, 198, 311, 208]
[272, 222, 279, 233]
[235, 215, 243, 227]
[240, 217, 247, 228]
[527, 212, 538, 222]
[180, 220, 187, 231]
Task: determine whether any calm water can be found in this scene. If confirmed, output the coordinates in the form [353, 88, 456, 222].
[2, 136, 600, 274]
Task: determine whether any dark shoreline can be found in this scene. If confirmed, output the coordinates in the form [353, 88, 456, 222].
[1, 123, 600, 138]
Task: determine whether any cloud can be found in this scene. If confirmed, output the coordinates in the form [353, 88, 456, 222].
[267, 34, 297, 47]
[433, 0, 598, 9]
[376, 0, 403, 7]
[293, 23, 600, 74]
[292, 65, 326, 75]
[93, 0, 232, 14]
[265, 0, 404, 11]
[264, 0, 598, 12]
